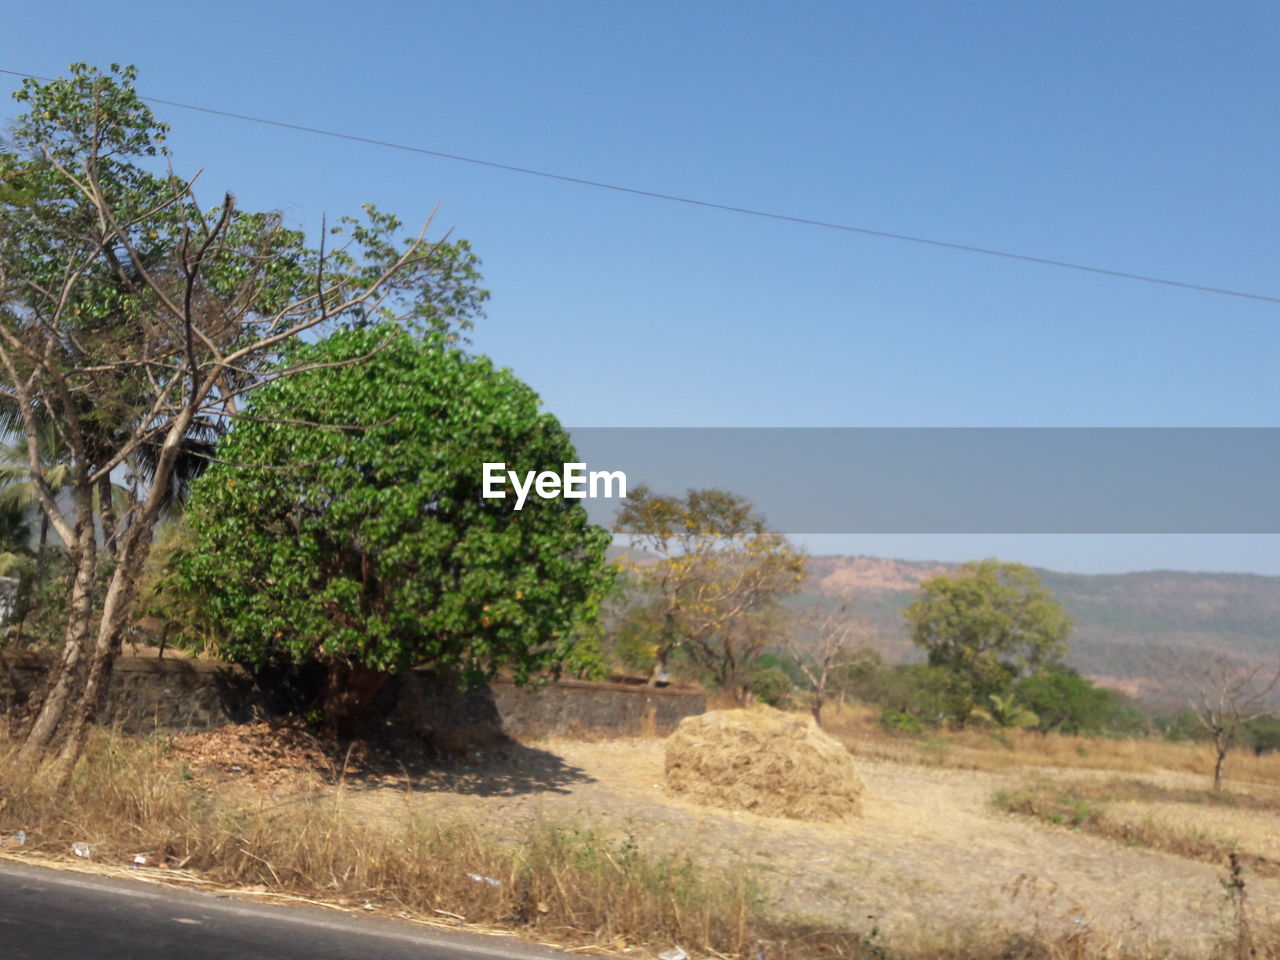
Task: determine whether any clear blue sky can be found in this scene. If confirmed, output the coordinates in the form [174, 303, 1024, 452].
[3, 1, 1278, 573]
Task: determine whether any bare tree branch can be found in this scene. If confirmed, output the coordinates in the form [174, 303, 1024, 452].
[1168, 652, 1280, 790]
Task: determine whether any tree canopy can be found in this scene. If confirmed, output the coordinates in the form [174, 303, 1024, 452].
[175, 326, 613, 728]
[904, 559, 1071, 722]
[613, 486, 804, 697]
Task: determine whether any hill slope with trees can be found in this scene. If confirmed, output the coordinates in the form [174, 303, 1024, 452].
[802, 556, 1280, 691]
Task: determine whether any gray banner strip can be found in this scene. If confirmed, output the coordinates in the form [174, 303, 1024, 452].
[562, 428, 1280, 533]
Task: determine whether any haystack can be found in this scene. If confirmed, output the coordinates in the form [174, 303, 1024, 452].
[664, 706, 863, 822]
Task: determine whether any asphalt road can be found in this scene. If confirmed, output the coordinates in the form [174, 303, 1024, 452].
[0, 859, 568, 960]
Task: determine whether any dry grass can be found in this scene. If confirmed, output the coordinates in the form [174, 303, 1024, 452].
[994, 778, 1280, 880]
[665, 707, 863, 822]
[1040, 777, 1280, 812]
[820, 702, 1280, 792]
[2, 728, 1280, 959]
[0, 731, 769, 956]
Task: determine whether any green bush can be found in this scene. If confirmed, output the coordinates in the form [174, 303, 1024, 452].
[176, 326, 614, 729]
[1014, 666, 1117, 735]
[878, 708, 929, 735]
[1244, 714, 1280, 756]
[749, 666, 794, 708]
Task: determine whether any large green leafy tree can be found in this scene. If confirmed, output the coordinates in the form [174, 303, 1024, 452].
[176, 326, 613, 732]
[0, 64, 487, 769]
[904, 559, 1071, 723]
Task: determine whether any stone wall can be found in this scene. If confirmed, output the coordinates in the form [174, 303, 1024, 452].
[0, 653, 706, 741]
[492, 676, 705, 738]
[388, 670, 706, 743]
[0, 652, 265, 736]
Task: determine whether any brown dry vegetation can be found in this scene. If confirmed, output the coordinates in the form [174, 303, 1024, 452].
[2, 710, 1280, 959]
[0, 732, 780, 957]
[994, 780, 1280, 878]
[664, 707, 863, 822]
[822, 701, 1280, 790]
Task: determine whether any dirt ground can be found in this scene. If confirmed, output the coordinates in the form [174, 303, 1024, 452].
[323, 737, 1280, 954]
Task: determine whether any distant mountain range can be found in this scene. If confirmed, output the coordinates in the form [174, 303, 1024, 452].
[802, 556, 1280, 695]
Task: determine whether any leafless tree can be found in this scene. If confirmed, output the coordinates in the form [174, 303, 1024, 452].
[1174, 654, 1280, 791]
[785, 604, 874, 724]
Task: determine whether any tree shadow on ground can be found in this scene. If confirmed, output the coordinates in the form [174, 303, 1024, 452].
[332, 736, 596, 797]
[327, 668, 598, 796]
[163, 717, 595, 797]
[182, 668, 600, 797]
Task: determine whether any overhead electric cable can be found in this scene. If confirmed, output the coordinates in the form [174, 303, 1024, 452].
[1, 66, 1276, 305]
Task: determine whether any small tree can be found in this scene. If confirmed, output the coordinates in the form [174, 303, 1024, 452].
[969, 692, 1039, 729]
[1174, 654, 1280, 791]
[785, 604, 873, 724]
[176, 326, 613, 733]
[613, 487, 804, 698]
[904, 559, 1070, 724]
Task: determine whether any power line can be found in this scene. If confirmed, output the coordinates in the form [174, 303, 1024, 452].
[2, 66, 1277, 306]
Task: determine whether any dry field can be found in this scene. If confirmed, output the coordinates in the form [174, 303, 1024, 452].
[3, 708, 1280, 959]
[335, 727, 1280, 957]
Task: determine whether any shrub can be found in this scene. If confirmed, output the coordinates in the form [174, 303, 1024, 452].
[749, 666, 794, 707]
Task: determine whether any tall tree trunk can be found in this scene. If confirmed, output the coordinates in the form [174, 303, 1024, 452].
[54, 526, 147, 776]
[18, 511, 97, 760]
[54, 419, 196, 777]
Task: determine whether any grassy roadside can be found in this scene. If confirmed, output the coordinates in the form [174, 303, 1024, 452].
[0, 730, 1277, 960]
[0, 732, 782, 956]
